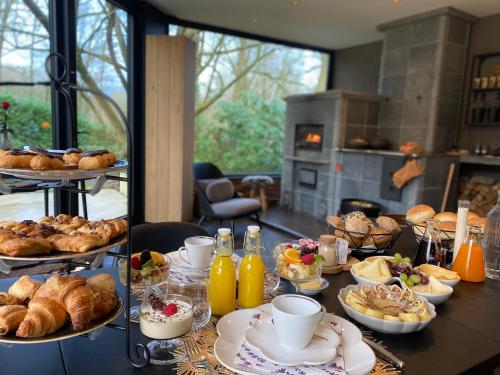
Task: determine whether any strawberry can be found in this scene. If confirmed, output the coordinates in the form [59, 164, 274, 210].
[300, 253, 314, 265]
[131, 256, 142, 270]
[162, 303, 178, 317]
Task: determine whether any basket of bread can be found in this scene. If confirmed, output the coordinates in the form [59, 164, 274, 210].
[405, 204, 486, 242]
[327, 211, 402, 253]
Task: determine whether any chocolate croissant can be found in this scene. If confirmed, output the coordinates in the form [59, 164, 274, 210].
[47, 233, 109, 253]
[0, 292, 22, 306]
[8, 276, 43, 304]
[16, 298, 67, 338]
[0, 305, 28, 335]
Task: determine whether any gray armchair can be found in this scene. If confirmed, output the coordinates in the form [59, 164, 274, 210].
[193, 162, 261, 234]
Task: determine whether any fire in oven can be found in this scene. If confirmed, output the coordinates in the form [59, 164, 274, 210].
[295, 124, 324, 151]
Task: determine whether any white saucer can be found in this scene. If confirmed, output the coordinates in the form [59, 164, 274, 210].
[298, 278, 330, 296]
[215, 304, 375, 375]
[167, 252, 241, 275]
[245, 314, 339, 366]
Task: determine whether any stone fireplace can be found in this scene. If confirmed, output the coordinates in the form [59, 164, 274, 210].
[280, 90, 384, 219]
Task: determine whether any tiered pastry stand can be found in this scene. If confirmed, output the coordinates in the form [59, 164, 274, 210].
[0, 53, 150, 367]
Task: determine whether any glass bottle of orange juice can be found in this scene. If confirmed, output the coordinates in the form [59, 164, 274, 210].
[452, 225, 486, 282]
[209, 228, 236, 316]
[238, 225, 265, 308]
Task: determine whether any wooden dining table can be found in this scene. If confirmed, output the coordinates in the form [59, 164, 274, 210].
[0, 228, 499, 374]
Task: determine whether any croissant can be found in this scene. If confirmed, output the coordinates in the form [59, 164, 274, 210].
[87, 274, 115, 294]
[0, 292, 22, 306]
[35, 275, 94, 331]
[8, 276, 42, 303]
[16, 298, 67, 338]
[91, 290, 117, 320]
[0, 305, 28, 335]
[0, 237, 53, 257]
[47, 233, 109, 253]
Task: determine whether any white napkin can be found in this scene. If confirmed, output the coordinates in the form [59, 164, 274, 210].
[234, 310, 346, 375]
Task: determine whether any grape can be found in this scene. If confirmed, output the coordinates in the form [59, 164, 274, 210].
[403, 257, 412, 264]
[394, 253, 402, 263]
[410, 274, 421, 284]
[400, 273, 408, 282]
[405, 279, 414, 288]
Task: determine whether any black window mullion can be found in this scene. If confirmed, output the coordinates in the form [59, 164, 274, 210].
[49, 0, 78, 216]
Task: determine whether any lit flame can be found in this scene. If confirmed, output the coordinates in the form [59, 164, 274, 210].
[305, 133, 321, 143]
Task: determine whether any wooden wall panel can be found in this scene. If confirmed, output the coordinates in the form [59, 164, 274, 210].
[145, 36, 195, 222]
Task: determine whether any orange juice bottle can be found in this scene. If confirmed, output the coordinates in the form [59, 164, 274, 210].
[209, 228, 236, 316]
[452, 225, 486, 282]
[238, 225, 265, 308]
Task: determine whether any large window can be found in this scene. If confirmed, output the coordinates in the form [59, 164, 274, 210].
[0, 0, 128, 220]
[0, 0, 52, 220]
[0, 0, 51, 149]
[76, 0, 128, 219]
[171, 25, 329, 173]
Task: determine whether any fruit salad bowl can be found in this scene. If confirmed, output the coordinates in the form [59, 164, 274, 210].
[274, 239, 323, 286]
[118, 250, 171, 289]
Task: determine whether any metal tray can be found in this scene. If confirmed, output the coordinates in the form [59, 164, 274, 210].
[0, 160, 127, 181]
[0, 293, 123, 344]
[0, 234, 126, 262]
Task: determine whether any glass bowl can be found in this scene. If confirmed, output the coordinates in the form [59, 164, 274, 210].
[118, 252, 170, 288]
[273, 240, 322, 283]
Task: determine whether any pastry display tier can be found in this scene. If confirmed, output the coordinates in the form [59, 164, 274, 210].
[0, 293, 123, 344]
[0, 233, 126, 262]
[0, 160, 127, 181]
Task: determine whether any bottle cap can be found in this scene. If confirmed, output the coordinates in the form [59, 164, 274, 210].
[319, 234, 336, 245]
[247, 225, 260, 233]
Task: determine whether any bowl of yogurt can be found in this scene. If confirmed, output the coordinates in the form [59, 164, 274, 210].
[140, 292, 194, 340]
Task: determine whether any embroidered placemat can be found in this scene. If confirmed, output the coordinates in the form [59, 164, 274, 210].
[171, 286, 401, 375]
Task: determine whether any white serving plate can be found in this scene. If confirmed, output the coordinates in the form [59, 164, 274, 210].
[402, 283, 454, 305]
[215, 304, 376, 375]
[438, 278, 460, 287]
[338, 285, 436, 334]
[0, 160, 127, 181]
[298, 277, 329, 296]
[350, 267, 397, 286]
[244, 314, 339, 366]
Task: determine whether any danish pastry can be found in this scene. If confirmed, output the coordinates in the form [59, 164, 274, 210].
[78, 150, 117, 170]
[0, 237, 53, 257]
[0, 149, 34, 168]
[47, 233, 109, 253]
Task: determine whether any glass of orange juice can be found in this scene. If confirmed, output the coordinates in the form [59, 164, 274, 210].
[452, 225, 486, 282]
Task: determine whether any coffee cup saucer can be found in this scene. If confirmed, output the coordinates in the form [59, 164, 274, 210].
[168, 252, 211, 273]
[244, 312, 339, 366]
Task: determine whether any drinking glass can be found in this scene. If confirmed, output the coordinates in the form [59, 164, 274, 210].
[261, 256, 280, 294]
[118, 255, 170, 321]
[168, 280, 211, 330]
[140, 287, 194, 366]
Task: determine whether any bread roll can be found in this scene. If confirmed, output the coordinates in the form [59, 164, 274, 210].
[435, 221, 456, 240]
[406, 205, 435, 224]
[376, 216, 400, 233]
[467, 212, 479, 221]
[434, 212, 457, 222]
[345, 217, 369, 238]
[468, 217, 486, 233]
[363, 227, 392, 247]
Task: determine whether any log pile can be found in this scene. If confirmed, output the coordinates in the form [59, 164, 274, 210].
[459, 176, 500, 217]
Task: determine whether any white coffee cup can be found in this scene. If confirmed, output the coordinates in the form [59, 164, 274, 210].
[177, 236, 214, 269]
[271, 294, 326, 350]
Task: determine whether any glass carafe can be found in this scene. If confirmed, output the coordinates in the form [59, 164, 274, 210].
[208, 228, 236, 316]
[452, 225, 486, 282]
[238, 225, 265, 308]
[414, 220, 446, 267]
[484, 191, 500, 280]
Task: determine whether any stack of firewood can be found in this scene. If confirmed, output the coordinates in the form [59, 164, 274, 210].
[459, 176, 500, 217]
